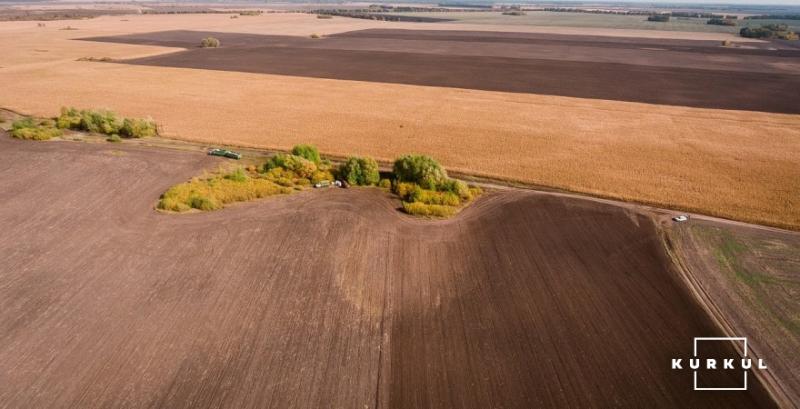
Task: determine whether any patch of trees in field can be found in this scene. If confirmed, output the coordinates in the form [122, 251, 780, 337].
[743, 14, 800, 20]
[141, 8, 262, 16]
[707, 18, 737, 26]
[157, 143, 481, 217]
[57, 107, 157, 138]
[310, 9, 454, 22]
[740, 24, 799, 40]
[544, 8, 653, 16]
[8, 108, 157, 141]
[543, 8, 733, 20]
[647, 14, 670, 22]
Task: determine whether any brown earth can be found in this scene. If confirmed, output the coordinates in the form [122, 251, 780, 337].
[84, 29, 800, 114]
[0, 135, 778, 408]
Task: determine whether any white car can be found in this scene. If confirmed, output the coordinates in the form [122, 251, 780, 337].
[672, 215, 689, 222]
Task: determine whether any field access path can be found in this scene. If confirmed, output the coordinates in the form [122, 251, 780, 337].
[0, 135, 776, 408]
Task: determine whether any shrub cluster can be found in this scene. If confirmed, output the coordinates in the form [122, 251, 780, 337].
[402, 201, 456, 218]
[263, 153, 318, 178]
[158, 167, 292, 212]
[392, 154, 449, 190]
[338, 156, 380, 186]
[740, 24, 798, 40]
[647, 14, 670, 22]
[707, 18, 736, 26]
[291, 144, 321, 164]
[390, 154, 482, 218]
[159, 144, 336, 212]
[56, 107, 157, 138]
[200, 37, 220, 48]
[10, 118, 63, 140]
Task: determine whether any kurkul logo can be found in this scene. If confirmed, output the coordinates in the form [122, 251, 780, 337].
[672, 337, 767, 391]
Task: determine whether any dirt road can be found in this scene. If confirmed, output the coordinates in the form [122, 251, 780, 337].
[0, 135, 775, 408]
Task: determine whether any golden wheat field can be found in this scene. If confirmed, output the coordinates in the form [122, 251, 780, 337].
[1, 13, 798, 229]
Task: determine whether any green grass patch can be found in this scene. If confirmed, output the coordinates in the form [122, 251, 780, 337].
[714, 229, 777, 287]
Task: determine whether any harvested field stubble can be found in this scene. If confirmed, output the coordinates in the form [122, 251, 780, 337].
[0, 136, 777, 408]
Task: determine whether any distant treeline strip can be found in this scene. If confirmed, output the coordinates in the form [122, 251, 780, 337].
[141, 9, 263, 15]
[743, 14, 800, 20]
[436, 3, 493, 9]
[311, 10, 454, 22]
[543, 8, 735, 19]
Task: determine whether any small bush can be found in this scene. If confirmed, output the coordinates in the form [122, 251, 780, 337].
[393, 154, 448, 190]
[10, 118, 62, 140]
[189, 195, 219, 211]
[80, 109, 121, 134]
[393, 182, 418, 201]
[310, 33, 321, 39]
[317, 14, 333, 19]
[56, 107, 82, 129]
[224, 167, 248, 182]
[439, 179, 473, 200]
[311, 170, 334, 184]
[262, 153, 317, 178]
[411, 188, 461, 206]
[339, 156, 380, 186]
[200, 37, 220, 48]
[291, 144, 321, 164]
[107, 134, 122, 143]
[120, 117, 157, 138]
[379, 178, 391, 189]
[402, 201, 457, 218]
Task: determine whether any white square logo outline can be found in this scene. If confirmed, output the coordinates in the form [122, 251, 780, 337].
[693, 337, 748, 391]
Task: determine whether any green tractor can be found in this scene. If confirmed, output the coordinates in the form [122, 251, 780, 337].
[208, 148, 242, 160]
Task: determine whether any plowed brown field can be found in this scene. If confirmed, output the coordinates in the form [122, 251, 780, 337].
[0, 135, 776, 408]
[86, 29, 800, 113]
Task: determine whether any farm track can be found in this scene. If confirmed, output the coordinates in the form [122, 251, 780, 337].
[0, 135, 777, 408]
[83, 29, 800, 114]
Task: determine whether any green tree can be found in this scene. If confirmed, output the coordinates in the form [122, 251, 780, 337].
[291, 144, 321, 164]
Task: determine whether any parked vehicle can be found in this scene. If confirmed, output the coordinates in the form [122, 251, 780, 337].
[208, 148, 242, 160]
[672, 215, 689, 222]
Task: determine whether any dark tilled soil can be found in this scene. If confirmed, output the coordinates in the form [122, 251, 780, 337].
[0, 135, 776, 408]
[81, 29, 800, 114]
